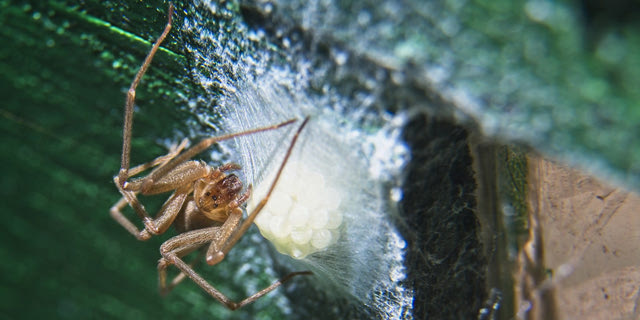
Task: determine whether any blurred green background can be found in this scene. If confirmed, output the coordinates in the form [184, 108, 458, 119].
[2, 0, 639, 319]
[0, 0, 256, 318]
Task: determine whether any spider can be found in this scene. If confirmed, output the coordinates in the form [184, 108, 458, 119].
[109, 3, 311, 310]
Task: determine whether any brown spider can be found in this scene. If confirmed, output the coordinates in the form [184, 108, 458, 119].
[109, 3, 311, 310]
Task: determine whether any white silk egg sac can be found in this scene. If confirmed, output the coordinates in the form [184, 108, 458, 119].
[251, 161, 344, 259]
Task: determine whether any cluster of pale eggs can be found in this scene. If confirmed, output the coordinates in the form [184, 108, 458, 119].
[250, 161, 344, 259]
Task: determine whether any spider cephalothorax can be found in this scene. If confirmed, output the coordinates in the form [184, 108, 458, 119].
[194, 171, 246, 222]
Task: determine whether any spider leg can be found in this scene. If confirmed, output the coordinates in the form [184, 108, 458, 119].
[111, 184, 191, 240]
[158, 243, 206, 295]
[113, 159, 217, 239]
[218, 162, 241, 172]
[110, 197, 151, 240]
[139, 119, 296, 193]
[158, 225, 312, 310]
[227, 185, 252, 214]
[205, 208, 244, 265]
[160, 199, 213, 294]
[111, 138, 192, 239]
[158, 227, 232, 304]
[119, 3, 174, 188]
[114, 137, 188, 190]
[127, 138, 188, 177]
[126, 160, 209, 195]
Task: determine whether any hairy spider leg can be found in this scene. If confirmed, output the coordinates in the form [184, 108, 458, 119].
[118, 3, 175, 188]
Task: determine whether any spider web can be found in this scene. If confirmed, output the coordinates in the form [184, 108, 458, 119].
[177, 0, 488, 318]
